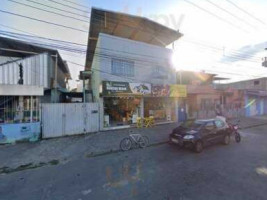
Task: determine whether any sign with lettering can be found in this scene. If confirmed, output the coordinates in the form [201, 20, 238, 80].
[102, 81, 151, 96]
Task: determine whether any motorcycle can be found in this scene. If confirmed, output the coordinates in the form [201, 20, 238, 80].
[227, 120, 241, 143]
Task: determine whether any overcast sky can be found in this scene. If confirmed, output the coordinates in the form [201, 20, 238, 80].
[1, 0, 267, 88]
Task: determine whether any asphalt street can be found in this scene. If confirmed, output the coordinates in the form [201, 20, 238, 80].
[1, 125, 267, 200]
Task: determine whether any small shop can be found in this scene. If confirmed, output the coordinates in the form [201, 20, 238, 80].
[101, 81, 187, 129]
[102, 81, 151, 128]
[0, 84, 43, 144]
[144, 84, 187, 123]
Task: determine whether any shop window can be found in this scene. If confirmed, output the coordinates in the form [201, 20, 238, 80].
[111, 59, 134, 77]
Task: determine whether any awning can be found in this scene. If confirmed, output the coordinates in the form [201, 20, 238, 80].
[85, 7, 183, 70]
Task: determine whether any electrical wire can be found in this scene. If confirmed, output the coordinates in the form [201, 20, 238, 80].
[225, 0, 266, 26]
[7, 0, 89, 23]
[47, 0, 90, 14]
[204, 0, 257, 29]
[25, 0, 90, 19]
[0, 9, 88, 33]
[60, 0, 91, 9]
[182, 0, 250, 33]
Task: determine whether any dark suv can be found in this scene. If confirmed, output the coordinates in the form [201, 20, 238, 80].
[169, 119, 231, 153]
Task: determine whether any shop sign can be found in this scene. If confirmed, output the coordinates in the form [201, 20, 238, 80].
[102, 81, 151, 95]
[169, 85, 187, 97]
[152, 84, 187, 97]
[152, 85, 170, 97]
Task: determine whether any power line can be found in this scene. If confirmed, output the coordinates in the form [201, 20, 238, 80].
[204, 0, 257, 29]
[47, 0, 90, 14]
[225, 0, 266, 26]
[25, 0, 90, 19]
[60, 0, 91, 9]
[0, 29, 86, 47]
[182, 0, 250, 33]
[7, 0, 89, 23]
[0, 9, 88, 33]
[1, 31, 261, 65]
[0, 30, 261, 64]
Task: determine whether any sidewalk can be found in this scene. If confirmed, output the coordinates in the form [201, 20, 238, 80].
[0, 116, 266, 172]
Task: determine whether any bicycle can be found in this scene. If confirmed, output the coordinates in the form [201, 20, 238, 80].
[120, 131, 149, 151]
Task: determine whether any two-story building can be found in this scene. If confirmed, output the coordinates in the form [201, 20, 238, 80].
[0, 36, 71, 143]
[85, 8, 184, 129]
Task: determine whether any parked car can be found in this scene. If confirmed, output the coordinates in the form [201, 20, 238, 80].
[169, 119, 231, 153]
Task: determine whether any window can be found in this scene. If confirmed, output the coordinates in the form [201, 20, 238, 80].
[111, 59, 134, 77]
[152, 66, 169, 79]
[215, 120, 225, 128]
[254, 80, 260, 85]
[205, 122, 215, 130]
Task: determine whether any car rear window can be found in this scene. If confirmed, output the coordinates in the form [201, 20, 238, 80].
[181, 120, 203, 130]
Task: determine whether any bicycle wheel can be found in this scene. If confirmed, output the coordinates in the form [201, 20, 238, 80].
[120, 137, 132, 151]
[139, 136, 149, 148]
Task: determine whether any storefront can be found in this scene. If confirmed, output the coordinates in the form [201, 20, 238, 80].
[102, 81, 151, 128]
[101, 81, 187, 129]
[144, 84, 187, 123]
[104, 96, 142, 127]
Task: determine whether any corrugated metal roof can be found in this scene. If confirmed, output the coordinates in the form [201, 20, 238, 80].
[85, 7, 183, 70]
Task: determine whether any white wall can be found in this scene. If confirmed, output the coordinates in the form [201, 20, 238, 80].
[0, 53, 49, 88]
[92, 33, 176, 100]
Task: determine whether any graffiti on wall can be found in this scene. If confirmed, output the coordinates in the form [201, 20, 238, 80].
[0, 122, 40, 144]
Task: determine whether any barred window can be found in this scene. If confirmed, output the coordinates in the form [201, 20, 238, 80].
[111, 59, 134, 77]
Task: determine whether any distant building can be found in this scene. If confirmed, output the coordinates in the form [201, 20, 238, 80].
[217, 78, 267, 117]
[176, 71, 230, 119]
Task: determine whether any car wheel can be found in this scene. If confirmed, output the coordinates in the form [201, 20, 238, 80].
[194, 141, 203, 153]
[222, 134, 230, 145]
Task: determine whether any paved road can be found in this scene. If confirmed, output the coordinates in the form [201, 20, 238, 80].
[1, 125, 267, 200]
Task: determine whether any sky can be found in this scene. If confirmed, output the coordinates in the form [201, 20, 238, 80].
[1, 0, 267, 88]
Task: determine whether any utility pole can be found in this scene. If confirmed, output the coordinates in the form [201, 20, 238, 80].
[53, 54, 58, 103]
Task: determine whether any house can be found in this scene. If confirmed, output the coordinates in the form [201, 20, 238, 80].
[176, 71, 226, 119]
[0, 36, 71, 103]
[0, 36, 71, 143]
[85, 8, 184, 129]
[217, 78, 267, 117]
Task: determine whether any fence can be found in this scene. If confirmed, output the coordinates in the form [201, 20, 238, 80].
[42, 103, 99, 138]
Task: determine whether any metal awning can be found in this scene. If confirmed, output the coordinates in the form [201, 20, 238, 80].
[85, 7, 183, 70]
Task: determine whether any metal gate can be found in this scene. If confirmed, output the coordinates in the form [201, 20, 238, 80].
[42, 103, 99, 138]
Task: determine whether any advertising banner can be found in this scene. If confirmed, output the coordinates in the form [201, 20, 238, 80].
[169, 85, 187, 97]
[102, 81, 151, 96]
[152, 84, 187, 97]
[151, 85, 170, 97]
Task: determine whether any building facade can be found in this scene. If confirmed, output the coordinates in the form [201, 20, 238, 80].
[86, 8, 184, 130]
[92, 34, 186, 129]
[0, 36, 71, 143]
[216, 78, 267, 117]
